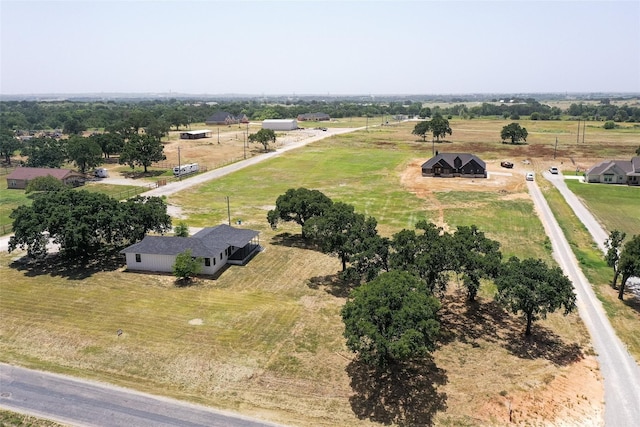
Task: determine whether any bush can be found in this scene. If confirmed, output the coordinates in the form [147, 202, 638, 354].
[603, 121, 616, 130]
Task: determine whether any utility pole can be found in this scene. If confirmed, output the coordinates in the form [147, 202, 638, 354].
[554, 137, 558, 159]
[582, 120, 586, 144]
[177, 146, 181, 181]
[217, 128, 220, 144]
[576, 119, 580, 144]
[226, 196, 231, 226]
[243, 132, 246, 159]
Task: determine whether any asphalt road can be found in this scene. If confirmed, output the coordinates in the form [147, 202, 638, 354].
[0, 363, 283, 427]
[527, 177, 640, 426]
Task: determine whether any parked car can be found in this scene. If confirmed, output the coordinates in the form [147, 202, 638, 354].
[501, 161, 514, 169]
[549, 167, 559, 174]
[526, 172, 534, 181]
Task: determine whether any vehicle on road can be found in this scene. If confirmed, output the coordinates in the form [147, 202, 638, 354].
[549, 167, 559, 174]
[94, 168, 108, 178]
[526, 172, 534, 181]
[173, 163, 199, 177]
[501, 161, 514, 168]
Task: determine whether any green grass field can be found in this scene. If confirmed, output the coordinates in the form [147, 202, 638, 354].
[2, 118, 638, 425]
[564, 180, 640, 237]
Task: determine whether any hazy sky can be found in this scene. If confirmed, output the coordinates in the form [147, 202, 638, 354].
[1, 0, 639, 95]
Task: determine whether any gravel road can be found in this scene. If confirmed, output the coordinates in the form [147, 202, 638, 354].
[527, 178, 640, 426]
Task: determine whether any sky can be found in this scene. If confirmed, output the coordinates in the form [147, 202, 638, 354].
[1, 0, 639, 96]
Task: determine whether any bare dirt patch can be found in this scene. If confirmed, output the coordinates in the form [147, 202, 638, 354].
[400, 158, 529, 228]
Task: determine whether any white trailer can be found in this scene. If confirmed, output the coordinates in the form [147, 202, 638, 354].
[262, 119, 298, 131]
[173, 163, 199, 177]
[94, 168, 109, 178]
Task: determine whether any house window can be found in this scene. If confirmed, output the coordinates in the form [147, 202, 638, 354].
[9, 180, 17, 188]
[204, 258, 211, 267]
[220, 252, 223, 260]
[135, 254, 141, 263]
[213, 257, 216, 266]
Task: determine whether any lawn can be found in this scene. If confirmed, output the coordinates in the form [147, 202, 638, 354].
[4, 118, 638, 425]
[564, 180, 640, 237]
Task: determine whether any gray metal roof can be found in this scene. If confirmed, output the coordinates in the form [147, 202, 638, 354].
[120, 224, 258, 257]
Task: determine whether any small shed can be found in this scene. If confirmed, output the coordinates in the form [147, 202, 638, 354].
[6, 167, 85, 189]
[179, 130, 212, 140]
[262, 119, 298, 131]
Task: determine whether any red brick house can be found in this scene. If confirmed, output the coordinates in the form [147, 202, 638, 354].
[6, 167, 85, 190]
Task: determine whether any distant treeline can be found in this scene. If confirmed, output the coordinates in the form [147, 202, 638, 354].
[1, 97, 639, 132]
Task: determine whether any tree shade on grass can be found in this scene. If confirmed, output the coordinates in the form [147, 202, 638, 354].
[342, 270, 440, 367]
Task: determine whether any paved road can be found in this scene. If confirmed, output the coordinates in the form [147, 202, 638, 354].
[545, 173, 609, 253]
[546, 172, 640, 294]
[0, 363, 283, 427]
[0, 127, 361, 253]
[527, 178, 640, 426]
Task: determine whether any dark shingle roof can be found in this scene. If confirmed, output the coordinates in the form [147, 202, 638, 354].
[192, 224, 259, 247]
[205, 112, 235, 123]
[421, 153, 485, 169]
[120, 224, 259, 257]
[586, 157, 640, 176]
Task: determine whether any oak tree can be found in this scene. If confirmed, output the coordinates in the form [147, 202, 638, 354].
[617, 235, 640, 300]
[248, 128, 276, 152]
[66, 135, 103, 174]
[411, 121, 430, 141]
[495, 257, 576, 336]
[267, 188, 333, 234]
[119, 133, 166, 173]
[342, 270, 441, 367]
[604, 229, 626, 288]
[500, 123, 528, 144]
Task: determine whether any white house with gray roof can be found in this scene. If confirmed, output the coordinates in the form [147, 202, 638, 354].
[585, 156, 640, 185]
[120, 224, 260, 275]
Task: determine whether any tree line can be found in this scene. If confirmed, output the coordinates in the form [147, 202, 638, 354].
[268, 188, 577, 367]
[2, 97, 639, 134]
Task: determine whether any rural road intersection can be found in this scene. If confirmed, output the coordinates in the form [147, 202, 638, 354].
[2, 131, 640, 425]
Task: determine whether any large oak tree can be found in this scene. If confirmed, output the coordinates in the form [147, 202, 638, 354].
[342, 270, 441, 367]
[495, 257, 576, 336]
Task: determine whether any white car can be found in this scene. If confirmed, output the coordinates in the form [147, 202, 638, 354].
[526, 172, 534, 181]
[549, 167, 559, 174]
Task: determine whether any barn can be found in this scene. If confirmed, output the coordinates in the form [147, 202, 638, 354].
[179, 130, 211, 140]
[262, 119, 298, 131]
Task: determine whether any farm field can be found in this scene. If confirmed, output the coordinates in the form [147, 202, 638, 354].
[2, 118, 639, 426]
